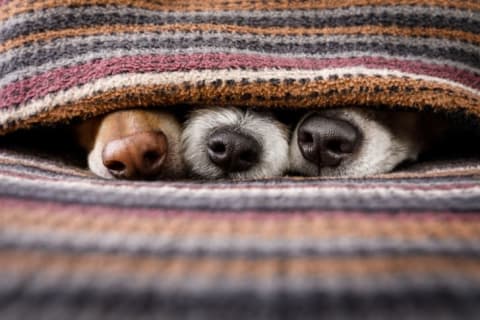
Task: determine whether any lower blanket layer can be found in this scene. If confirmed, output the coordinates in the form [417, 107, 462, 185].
[0, 148, 479, 319]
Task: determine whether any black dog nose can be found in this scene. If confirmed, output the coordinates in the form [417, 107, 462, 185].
[297, 114, 360, 167]
[207, 128, 261, 172]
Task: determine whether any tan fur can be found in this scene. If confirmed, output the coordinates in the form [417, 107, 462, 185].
[75, 109, 184, 179]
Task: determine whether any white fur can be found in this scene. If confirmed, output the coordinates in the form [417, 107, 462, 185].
[289, 108, 423, 177]
[182, 107, 289, 179]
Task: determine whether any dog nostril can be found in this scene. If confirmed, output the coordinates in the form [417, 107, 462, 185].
[209, 141, 226, 155]
[299, 131, 314, 145]
[239, 150, 257, 164]
[207, 128, 261, 173]
[104, 160, 126, 173]
[326, 139, 354, 154]
[326, 140, 342, 154]
[143, 150, 160, 165]
[297, 114, 360, 168]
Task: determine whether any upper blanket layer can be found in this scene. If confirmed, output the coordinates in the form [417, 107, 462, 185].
[0, 0, 479, 134]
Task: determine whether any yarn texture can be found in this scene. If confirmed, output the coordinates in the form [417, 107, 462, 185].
[0, 1, 480, 319]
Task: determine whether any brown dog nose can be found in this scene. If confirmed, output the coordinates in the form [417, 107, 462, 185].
[297, 114, 360, 167]
[102, 131, 168, 179]
[207, 128, 261, 172]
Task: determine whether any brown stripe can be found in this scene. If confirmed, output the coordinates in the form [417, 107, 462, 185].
[1, 76, 478, 136]
[1, 249, 479, 278]
[2, 23, 479, 53]
[2, 204, 480, 240]
[2, 0, 479, 21]
[374, 166, 480, 179]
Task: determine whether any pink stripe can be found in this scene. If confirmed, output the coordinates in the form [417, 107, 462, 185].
[1, 53, 479, 108]
[1, 197, 480, 221]
[1, 168, 479, 191]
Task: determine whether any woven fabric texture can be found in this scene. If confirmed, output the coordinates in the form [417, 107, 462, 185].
[0, 1, 480, 319]
[0, 0, 479, 133]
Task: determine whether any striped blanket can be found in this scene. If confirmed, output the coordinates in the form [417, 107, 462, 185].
[1, 1, 480, 319]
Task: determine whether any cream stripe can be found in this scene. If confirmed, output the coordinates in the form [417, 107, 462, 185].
[1, 228, 478, 256]
[1, 67, 478, 124]
[0, 173, 479, 199]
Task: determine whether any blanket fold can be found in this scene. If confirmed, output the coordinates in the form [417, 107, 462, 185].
[0, 1, 480, 319]
[0, 0, 479, 133]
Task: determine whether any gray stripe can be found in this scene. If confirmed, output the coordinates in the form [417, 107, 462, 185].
[0, 273, 478, 320]
[0, 159, 478, 187]
[1, 47, 479, 90]
[2, 5, 479, 43]
[1, 32, 479, 80]
[1, 176, 479, 212]
[1, 159, 479, 190]
[0, 40, 480, 88]
[2, 228, 479, 258]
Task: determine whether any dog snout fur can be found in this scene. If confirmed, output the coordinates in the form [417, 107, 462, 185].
[182, 107, 290, 180]
[289, 108, 426, 177]
[76, 106, 447, 180]
[75, 109, 185, 180]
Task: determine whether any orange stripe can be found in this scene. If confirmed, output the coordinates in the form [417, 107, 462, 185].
[374, 167, 480, 179]
[2, 76, 477, 136]
[2, 0, 479, 21]
[2, 206, 480, 240]
[1, 249, 479, 278]
[2, 23, 479, 53]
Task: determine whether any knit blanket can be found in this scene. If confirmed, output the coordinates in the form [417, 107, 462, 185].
[1, 1, 480, 319]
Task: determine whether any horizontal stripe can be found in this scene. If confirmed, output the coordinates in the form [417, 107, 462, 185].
[0, 150, 91, 177]
[3, 54, 479, 108]
[0, 161, 90, 178]
[2, 6, 479, 42]
[2, 23, 480, 54]
[0, 171, 479, 212]
[2, 149, 480, 186]
[2, 32, 479, 79]
[2, 228, 479, 258]
[1, 141, 480, 182]
[4, 202, 480, 239]
[3, 49, 479, 91]
[3, 0, 479, 22]
[1, 66, 477, 107]
[3, 196, 480, 220]
[0, 274, 478, 320]
[1, 68, 478, 132]
[1, 275, 478, 320]
[3, 165, 479, 195]
[2, 249, 480, 279]
[2, 161, 480, 191]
